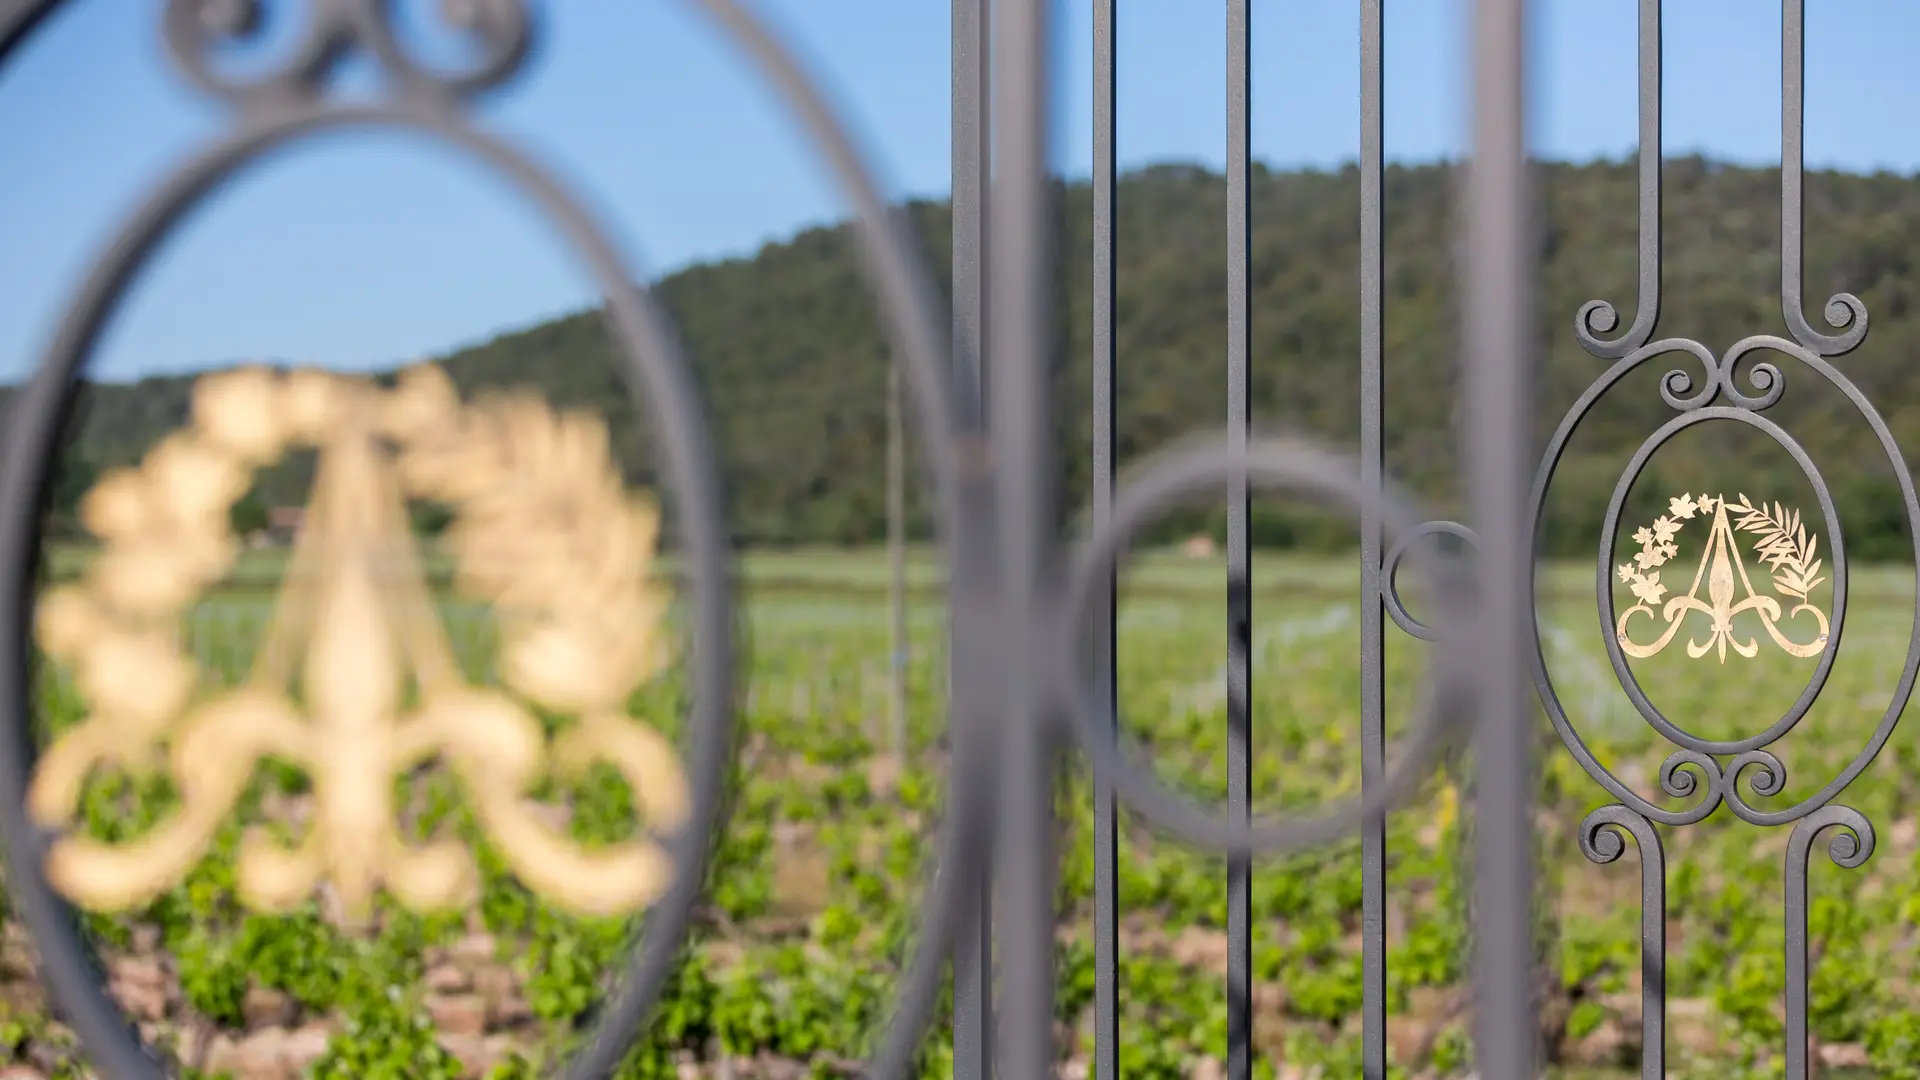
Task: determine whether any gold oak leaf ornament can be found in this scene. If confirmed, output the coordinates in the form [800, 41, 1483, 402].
[29, 364, 690, 926]
[1615, 492, 1831, 663]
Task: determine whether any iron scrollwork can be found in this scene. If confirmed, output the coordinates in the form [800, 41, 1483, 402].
[1579, 805, 1667, 1078]
[1512, 1, 1916, 1075]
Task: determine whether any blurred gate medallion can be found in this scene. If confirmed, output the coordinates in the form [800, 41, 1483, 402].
[30, 364, 690, 925]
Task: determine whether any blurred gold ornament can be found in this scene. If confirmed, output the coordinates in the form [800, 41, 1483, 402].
[28, 363, 686, 926]
[193, 365, 286, 464]
[78, 469, 152, 541]
[33, 586, 100, 659]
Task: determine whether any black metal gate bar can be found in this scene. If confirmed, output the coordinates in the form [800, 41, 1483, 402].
[1624, 5, 1666, 1075]
[1224, 0, 1255, 1077]
[1089, 0, 1121, 1076]
[987, 0, 1057, 1076]
[951, 0, 993, 1074]
[1780, 0, 1861, 354]
[1358, 0, 1388, 1075]
[1463, 0, 1536, 1075]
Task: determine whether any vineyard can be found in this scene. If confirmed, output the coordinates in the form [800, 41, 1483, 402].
[1, 549, 1917, 1079]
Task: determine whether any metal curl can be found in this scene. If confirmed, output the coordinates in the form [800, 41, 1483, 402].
[1576, 297, 1658, 360]
[1648, 338, 1722, 411]
[1783, 805, 1875, 873]
[1657, 749, 1719, 801]
[1645, 750, 1727, 825]
[1576, 803, 1668, 1077]
[162, 0, 351, 104]
[1786, 804, 1875, 1078]
[1578, 808, 1629, 864]
[1382, 520, 1479, 641]
[1054, 434, 1476, 857]
[1719, 336, 1798, 412]
[1823, 815, 1874, 868]
[1729, 749, 1787, 802]
[160, 0, 536, 107]
[1720, 359, 1784, 411]
[352, 0, 535, 100]
[1784, 291, 1869, 359]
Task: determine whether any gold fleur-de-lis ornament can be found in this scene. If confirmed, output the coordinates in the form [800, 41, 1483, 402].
[1615, 491, 1830, 663]
[30, 364, 689, 927]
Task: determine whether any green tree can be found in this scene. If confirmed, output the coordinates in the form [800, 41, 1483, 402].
[11, 157, 1918, 557]
[45, 453, 99, 539]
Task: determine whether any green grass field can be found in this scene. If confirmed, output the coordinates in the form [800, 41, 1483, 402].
[4, 546, 1917, 1078]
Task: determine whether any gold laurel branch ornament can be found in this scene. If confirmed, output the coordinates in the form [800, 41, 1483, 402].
[1615, 492, 1830, 663]
[29, 363, 689, 927]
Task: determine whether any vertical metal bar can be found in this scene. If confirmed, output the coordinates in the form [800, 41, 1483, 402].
[1780, 0, 1806, 335]
[1225, 1, 1254, 1078]
[952, 0, 993, 1072]
[991, 0, 1057, 1073]
[951, 0, 991, 417]
[888, 360, 909, 758]
[1785, 808, 1874, 1080]
[1633, 815, 1667, 1080]
[1785, 820, 1815, 1080]
[1578, 0, 1662, 358]
[1633, 0, 1662, 341]
[1358, 0, 1387, 1076]
[1091, 0, 1121, 1077]
[1633, 5, 1667, 1071]
[1462, 0, 1535, 1075]
[1578, 808, 1667, 1079]
[1777, 0, 1864, 355]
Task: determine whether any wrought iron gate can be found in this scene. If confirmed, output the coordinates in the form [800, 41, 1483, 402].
[0, 0, 1907, 1078]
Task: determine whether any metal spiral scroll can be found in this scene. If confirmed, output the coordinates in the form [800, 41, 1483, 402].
[0, 2, 1492, 1078]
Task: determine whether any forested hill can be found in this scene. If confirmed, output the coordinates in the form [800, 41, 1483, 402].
[16, 157, 1920, 556]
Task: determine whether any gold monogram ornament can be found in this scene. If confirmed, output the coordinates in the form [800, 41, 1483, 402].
[30, 364, 689, 926]
[1615, 492, 1830, 662]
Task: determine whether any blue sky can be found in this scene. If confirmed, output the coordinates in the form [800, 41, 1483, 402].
[1, 1, 1916, 383]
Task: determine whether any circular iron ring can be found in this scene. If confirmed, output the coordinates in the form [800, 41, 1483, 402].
[1384, 520, 1480, 642]
[1054, 434, 1477, 857]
